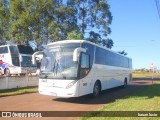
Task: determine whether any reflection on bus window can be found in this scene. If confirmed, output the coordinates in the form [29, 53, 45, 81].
[21, 56, 32, 67]
[12, 56, 20, 66]
[0, 47, 8, 54]
[18, 45, 34, 54]
[81, 53, 89, 69]
[9, 46, 19, 54]
[40, 44, 80, 79]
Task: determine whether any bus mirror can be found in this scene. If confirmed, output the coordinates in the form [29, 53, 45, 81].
[32, 51, 43, 64]
[73, 47, 86, 62]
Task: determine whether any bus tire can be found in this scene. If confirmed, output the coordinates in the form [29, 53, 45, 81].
[0, 68, 2, 76]
[123, 78, 128, 88]
[92, 81, 101, 97]
[5, 68, 10, 77]
[129, 74, 132, 81]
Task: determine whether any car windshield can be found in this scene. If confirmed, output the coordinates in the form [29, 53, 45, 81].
[40, 43, 80, 79]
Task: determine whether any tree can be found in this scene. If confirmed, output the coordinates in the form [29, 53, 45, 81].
[70, 0, 113, 48]
[9, 0, 78, 47]
[0, 0, 10, 42]
[0, 0, 113, 50]
[49, 0, 78, 41]
[118, 50, 127, 56]
[68, 30, 83, 39]
[29, 0, 56, 47]
[10, 0, 30, 44]
[87, 31, 101, 44]
[102, 38, 113, 49]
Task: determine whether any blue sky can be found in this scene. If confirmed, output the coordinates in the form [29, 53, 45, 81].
[108, 0, 160, 69]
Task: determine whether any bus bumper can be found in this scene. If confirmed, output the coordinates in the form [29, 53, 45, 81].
[9, 67, 20, 74]
[38, 86, 79, 98]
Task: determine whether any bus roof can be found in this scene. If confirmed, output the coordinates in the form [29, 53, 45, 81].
[47, 40, 85, 46]
[0, 44, 34, 54]
[0, 44, 30, 47]
[47, 40, 132, 59]
[0, 45, 14, 47]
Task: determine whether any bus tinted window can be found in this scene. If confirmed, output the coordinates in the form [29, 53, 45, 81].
[95, 47, 131, 68]
[81, 53, 90, 69]
[82, 43, 94, 67]
[17, 45, 34, 54]
[95, 47, 107, 65]
[9, 46, 19, 54]
[21, 56, 32, 67]
[11, 56, 20, 66]
[0, 46, 8, 54]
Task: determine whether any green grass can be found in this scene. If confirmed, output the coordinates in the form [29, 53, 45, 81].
[0, 87, 38, 97]
[133, 72, 160, 78]
[80, 82, 160, 120]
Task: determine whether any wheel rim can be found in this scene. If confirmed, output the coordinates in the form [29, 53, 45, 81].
[0, 69, 2, 76]
[94, 83, 100, 96]
[124, 80, 127, 87]
[6, 69, 10, 76]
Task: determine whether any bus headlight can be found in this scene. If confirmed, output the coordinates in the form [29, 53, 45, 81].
[66, 81, 77, 89]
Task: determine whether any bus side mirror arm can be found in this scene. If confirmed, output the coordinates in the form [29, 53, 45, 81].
[73, 47, 86, 62]
[20, 56, 23, 62]
[32, 51, 44, 64]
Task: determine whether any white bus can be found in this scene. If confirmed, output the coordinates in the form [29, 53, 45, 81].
[32, 40, 132, 97]
[0, 44, 36, 76]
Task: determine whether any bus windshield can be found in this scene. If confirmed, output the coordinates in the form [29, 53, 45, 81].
[40, 44, 80, 79]
[18, 45, 34, 54]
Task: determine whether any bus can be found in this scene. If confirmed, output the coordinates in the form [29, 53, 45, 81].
[32, 40, 132, 97]
[0, 44, 36, 76]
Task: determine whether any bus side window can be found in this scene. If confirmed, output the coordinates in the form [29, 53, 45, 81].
[81, 53, 89, 69]
[80, 53, 90, 79]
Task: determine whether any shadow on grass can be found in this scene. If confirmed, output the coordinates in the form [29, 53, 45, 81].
[53, 80, 160, 104]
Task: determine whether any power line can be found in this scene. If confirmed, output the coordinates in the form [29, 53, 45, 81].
[155, 0, 160, 20]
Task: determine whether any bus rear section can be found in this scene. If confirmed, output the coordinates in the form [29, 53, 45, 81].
[0, 45, 36, 76]
[0, 45, 21, 76]
[17, 45, 37, 74]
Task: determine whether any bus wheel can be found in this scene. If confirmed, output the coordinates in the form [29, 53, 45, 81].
[0, 69, 2, 76]
[123, 78, 128, 88]
[5, 69, 10, 77]
[92, 81, 101, 97]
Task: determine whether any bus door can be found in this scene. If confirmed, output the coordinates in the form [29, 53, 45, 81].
[9, 46, 20, 67]
[78, 52, 92, 96]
